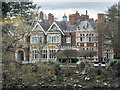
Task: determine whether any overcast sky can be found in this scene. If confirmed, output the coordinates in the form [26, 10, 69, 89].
[33, 1, 119, 21]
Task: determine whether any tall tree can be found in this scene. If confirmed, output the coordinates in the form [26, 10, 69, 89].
[104, 3, 119, 58]
[2, 1, 38, 24]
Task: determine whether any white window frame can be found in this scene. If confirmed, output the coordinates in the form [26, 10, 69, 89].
[39, 36, 43, 43]
[66, 37, 71, 43]
[32, 50, 38, 59]
[40, 50, 47, 59]
[56, 35, 59, 43]
[48, 35, 59, 43]
[32, 36, 39, 44]
[49, 50, 56, 59]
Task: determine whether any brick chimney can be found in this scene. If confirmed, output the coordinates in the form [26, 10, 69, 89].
[48, 13, 54, 24]
[98, 13, 105, 62]
[75, 10, 80, 20]
[69, 14, 76, 25]
[98, 13, 104, 22]
[40, 11, 43, 20]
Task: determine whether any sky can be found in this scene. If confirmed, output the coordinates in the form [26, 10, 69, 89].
[33, 1, 119, 21]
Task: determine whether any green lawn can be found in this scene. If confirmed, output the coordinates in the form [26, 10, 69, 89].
[60, 64, 76, 68]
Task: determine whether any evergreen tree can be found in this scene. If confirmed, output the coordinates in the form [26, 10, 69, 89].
[2, 1, 38, 24]
[104, 3, 120, 58]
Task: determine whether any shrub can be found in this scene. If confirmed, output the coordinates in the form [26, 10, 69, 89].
[96, 67, 102, 75]
[64, 69, 72, 77]
[79, 61, 85, 70]
[57, 76, 64, 84]
[109, 59, 120, 77]
[96, 76, 103, 80]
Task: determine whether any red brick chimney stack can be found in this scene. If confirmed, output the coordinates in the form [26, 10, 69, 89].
[98, 13, 104, 22]
[40, 11, 43, 20]
[48, 13, 54, 24]
[98, 13, 105, 62]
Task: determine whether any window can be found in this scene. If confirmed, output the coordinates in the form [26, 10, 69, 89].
[83, 34, 85, 36]
[39, 37, 43, 43]
[32, 50, 38, 59]
[40, 50, 47, 59]
[82, 37, 85, 42]
[66, 37, 71, 43]
[49, 36, 59, 43]
[89, 34, 91, 36]
[80, 34, 82, 36]
[53, 36, 56, 43]
[32, 37, 39, 43]
[57, 35, 59, 43]
[89, 37, 91, 42]
[49, 50, 56, 59]
[32, 36, 43, 44]
[86, 37, 89, 42]
[80, 37, 82, 41]
[86, 34, 88, 36]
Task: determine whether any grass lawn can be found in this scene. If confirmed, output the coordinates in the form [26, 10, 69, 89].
[60, 64, 76, 68]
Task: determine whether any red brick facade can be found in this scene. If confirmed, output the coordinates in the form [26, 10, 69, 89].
[87, 43, 94, 47]
[69, 11, 94, 25]
[40, 11, 43, 20]
[48, 13, 54, 24]
[62, 32, 76, 46]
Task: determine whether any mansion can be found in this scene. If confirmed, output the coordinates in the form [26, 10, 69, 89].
[10, 11, 114, 63]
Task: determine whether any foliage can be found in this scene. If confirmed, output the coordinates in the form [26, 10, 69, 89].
[49, 61, 61, 68]
[104, 4, 119, 52]
[96, 67, 102, 75]
[96, 76, 104, 80]
[57, 76, 64, 84]
[109, 59, 120, 77]
[78, 61, 85, 70]
[64, 69, 73, 77]
[2, 1, 38, 24]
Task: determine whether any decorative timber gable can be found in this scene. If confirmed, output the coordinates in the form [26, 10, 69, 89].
[47, 22, 65, 35]
[28, 22, 46, 36]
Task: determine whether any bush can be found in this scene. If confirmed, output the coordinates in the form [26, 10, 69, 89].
[64, 69, 72, 77]
[96, 67, 102, 75]
[109, 59, 120, 77]
[57, 76, 64, 84]
[79, 61, 85, 70]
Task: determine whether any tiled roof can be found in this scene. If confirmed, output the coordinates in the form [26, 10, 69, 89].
[40, 23, 50, 31]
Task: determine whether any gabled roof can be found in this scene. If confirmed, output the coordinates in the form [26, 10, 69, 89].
[28, 22, 50, 36]
[89, 22, 97, 29]
[66, 23, 77, 31]
[47, 22, 65, 36]
[56, 22, 67, 31]
[40, 23, 50, 31]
